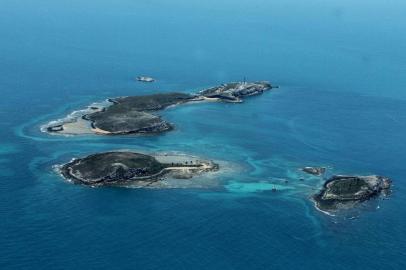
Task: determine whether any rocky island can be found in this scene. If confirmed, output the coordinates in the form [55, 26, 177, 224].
[200, 81, 272, 102]
[199, 81, 275, 102]
[136, 76, 155, 82]
[301, 166, 326, 176]
[43, 81, 273, 135]
[84, 93, 194, 134]
[59, 151, 219, 187]
[313, 175, 392, 213]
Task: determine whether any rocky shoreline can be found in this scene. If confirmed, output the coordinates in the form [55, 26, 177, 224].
[199, 81, 272, 103]
[43, 81, 273, 136]
[296, 166, 393, 214]
[313, 175, 391, 213]
[59, 151, 219, 187]
[43, 80, 394, 214]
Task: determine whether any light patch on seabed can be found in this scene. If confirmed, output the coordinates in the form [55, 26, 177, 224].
[221, 173, 318, 198]
[198, 155, 327, 214]
[0, 143, 20, 155]
[198, 178, 326, 246]
[245, 156, 268, 176]
[0, 157, 15, 177]
[0, 144, 19, 177]
[225, 181, 294, 193]
[197, 156, 328, 246]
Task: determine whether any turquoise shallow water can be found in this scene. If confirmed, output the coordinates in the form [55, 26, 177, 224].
[1, 0, 406, 269]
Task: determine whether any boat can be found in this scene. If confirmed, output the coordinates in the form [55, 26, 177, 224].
[136, 76, 155, 82]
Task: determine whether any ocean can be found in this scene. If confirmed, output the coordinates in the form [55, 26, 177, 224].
[1, 0, 406, 269]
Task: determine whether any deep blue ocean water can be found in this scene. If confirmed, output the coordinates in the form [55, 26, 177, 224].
[1, 0, 406, 269]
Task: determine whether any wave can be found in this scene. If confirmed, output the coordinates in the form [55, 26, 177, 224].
[40, 99, 113, 133]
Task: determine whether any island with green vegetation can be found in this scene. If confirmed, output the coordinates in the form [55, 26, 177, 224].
[59, 151, 219, 187]
[84, 93, 193, 134]
[42, 81, 274, 135]
[313, 175, 392, 213]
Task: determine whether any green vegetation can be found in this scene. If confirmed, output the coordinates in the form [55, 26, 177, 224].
[112, 93, 193, 111]
[85, 93, 193, 133]
[328, 177, 368, 196]
[67, 152, 166, 181]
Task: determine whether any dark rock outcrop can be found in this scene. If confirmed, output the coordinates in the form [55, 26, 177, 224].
[301, 167, 326, 176]
[200, 81, 272, 102]
[47, 125, 64, 132]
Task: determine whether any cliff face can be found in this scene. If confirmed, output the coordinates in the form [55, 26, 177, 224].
[313, 175, 391, 212]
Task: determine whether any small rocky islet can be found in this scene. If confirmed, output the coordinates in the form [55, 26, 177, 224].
[301, 166, 326, 176]
[299, 166, 392, 213]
